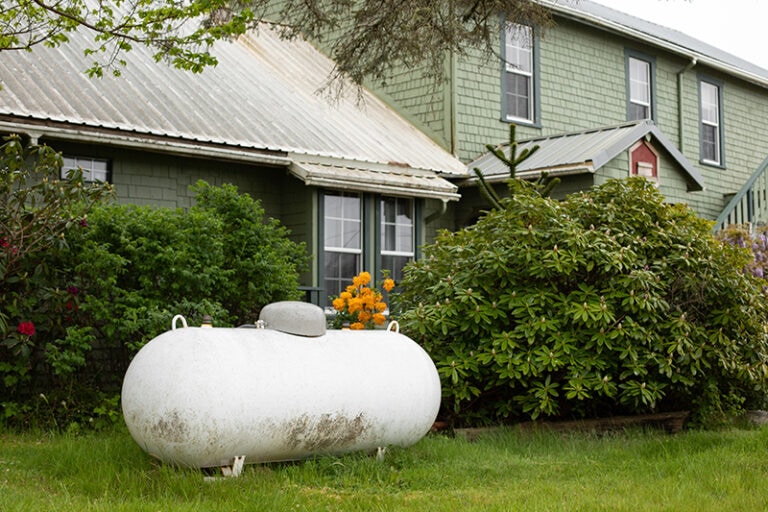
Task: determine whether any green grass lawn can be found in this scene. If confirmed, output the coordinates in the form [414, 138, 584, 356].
[2, 423, 768, 511]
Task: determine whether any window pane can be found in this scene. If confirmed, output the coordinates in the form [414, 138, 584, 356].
[324, 251, 360, 307]
[702, 124, 718, 162]
[629, 58, 650, 102]
[325, 218, 341, 248]
[629, 103, 649, 121]
[505, 73, 531, 120]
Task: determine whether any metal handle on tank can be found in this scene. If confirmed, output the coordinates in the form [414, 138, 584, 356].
[172, 315, 188, 330]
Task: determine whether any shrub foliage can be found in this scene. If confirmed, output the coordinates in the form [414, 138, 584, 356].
[395, 178, 768, 426]
[1, 136, 308, 428]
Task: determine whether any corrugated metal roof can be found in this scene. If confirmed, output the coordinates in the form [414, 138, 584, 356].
[0, 23, 467, 182]
[468, 120, 704, 191]
[289, 161, 460, 201]
[545, 0, 768, 88]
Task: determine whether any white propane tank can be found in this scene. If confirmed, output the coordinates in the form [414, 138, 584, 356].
[121, 306, 441, 469]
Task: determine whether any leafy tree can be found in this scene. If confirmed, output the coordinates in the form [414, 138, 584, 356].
[0, 0, 553, 85]
[394, 178, 768, 427]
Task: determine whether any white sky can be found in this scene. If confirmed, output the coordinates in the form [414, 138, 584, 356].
[589, 0, 768, 70]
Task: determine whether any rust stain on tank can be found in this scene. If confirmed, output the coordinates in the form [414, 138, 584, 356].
[285, 412, 370, 452]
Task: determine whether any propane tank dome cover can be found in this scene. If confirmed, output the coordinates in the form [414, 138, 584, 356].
[259, 301, 327, 337]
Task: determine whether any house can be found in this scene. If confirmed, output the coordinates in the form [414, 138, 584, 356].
[3, 0, 768, 308]
[0, 24, 467, 306]
[369, 0, 768, 233]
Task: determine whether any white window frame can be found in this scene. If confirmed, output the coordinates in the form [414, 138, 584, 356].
[699, 79, 722, 165]
[61, 156, 110, 182]
[628, 56, 652, 120]
[323, 191, 362, 305]
[503, 23, 535, 123]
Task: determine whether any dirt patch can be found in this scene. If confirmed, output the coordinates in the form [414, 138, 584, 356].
[284, 412, 370, 452]
[150, 410, 189, 443]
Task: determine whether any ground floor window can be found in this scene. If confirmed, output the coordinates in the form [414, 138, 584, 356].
[322, 191, 417, 306]
[61, 156, 110, 182]
[380, 196, 414, 283]
[323, 191, 362, 303]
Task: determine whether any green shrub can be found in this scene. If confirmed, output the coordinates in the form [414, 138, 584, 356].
[1, 135, 309, 429]
[190, 180, 309, 322]
[395, 178, 768, 426]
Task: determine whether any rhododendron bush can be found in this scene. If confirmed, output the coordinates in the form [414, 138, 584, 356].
[395, 178, 768, 427]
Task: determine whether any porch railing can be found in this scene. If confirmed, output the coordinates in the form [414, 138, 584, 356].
[713, 157, 768, 233]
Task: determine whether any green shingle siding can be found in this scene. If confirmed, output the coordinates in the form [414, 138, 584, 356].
[372, 14, 768, 224]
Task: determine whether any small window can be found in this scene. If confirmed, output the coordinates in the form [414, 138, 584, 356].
[61, 156, 110, 182]
[502, 24, 535, 123]
[323, 191, 362, 305]
[627, 55, 653, 120]
[380, 196, 414, 283]
[699, 78, 723, 165]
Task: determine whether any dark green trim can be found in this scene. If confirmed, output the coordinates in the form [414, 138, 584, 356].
[317, 191, 326, 304]
[374, 195, 383, 279]
[414, 198, 424, 261]
[624, 49, 657, 123]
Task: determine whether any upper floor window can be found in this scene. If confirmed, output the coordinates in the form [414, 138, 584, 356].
[626, 53, 655, 121]
[699, 78, 723, 165]
[61, 156, 110, 182]
[502, 23, 536, 124]
[380, 196, 414, 284]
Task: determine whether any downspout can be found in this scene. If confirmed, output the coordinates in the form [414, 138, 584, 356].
[425, 199, 448, 224]
[677, 57, 697, 153]
[449, 48, 458, 156]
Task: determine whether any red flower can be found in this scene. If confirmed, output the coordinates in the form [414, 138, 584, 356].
[67, 286, 79, 295]
[79, 218, 88, 227]
[0, 237, 8, 247]
[17, 321, 35, 337]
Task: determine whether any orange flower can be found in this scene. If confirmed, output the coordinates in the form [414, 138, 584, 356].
[331, 271, 392, 330]
[332, 297, 346, 311]
[353, 271, 371, 287]
[347, 297, 363, 314]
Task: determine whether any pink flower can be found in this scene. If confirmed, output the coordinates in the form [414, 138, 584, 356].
[17, 321, 35, 337]
[67, 286, 79, 295]
[79, 218, 88, 227]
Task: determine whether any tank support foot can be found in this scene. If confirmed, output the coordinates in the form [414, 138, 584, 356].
[221, 455, 246, 477]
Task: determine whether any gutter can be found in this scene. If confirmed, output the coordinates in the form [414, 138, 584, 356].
[0, 120, 291, 167]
